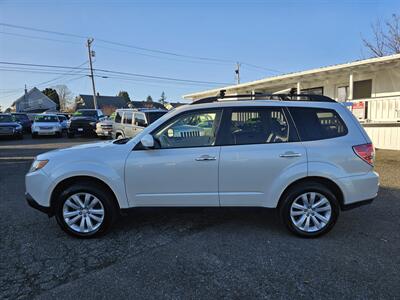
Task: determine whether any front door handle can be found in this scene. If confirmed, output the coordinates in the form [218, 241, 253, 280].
[195, 155, 217, 161]
[280, 152, 302, 158]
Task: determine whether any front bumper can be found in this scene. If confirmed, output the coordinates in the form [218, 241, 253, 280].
[25, 192, 52, 216]
[68, 126, 96, 135]
[33, 129, 61, 135]
[95, 129, 113, 136]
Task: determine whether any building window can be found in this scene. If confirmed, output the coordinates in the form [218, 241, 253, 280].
[337, 86, 349, 102]
[301, 87, 324, 95]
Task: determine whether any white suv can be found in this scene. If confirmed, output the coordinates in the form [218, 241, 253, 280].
[25, 94, 379, 238]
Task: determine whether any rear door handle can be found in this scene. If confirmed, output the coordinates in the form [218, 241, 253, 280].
[195, 155, 217, 161]
[280, 152, 302, 158]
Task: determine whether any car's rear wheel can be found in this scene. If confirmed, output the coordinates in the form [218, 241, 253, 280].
[279, 182, 339, 238]
[54, 183, 118, 238]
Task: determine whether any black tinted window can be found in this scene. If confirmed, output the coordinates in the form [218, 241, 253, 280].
[289, 107, 347, 141]
[123, 112, 133, 124]
[146, 111, 167, 124]
[224, 107, 293, 145]
[115, 112, 122, 123]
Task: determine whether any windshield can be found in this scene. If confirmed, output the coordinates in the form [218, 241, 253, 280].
[0, 115, 14, 123]
[13, 114, 29, 121]
[73, 110, 98, 117]
[34, 115, 59, 123]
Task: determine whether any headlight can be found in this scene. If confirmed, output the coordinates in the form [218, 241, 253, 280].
[29, 159, 49, 172]
[16, 124, 22, 130]
[89, 122, 96, 126]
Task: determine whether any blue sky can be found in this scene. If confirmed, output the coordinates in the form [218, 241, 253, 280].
[0, 0, 399, 109]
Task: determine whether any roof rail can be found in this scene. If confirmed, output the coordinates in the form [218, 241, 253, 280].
[191, 91, 336, 105]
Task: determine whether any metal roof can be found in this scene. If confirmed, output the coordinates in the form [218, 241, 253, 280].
[183, 53, 400, 100]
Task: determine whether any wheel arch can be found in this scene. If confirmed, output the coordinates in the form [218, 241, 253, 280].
[277, 176, 345, 210]
[50, 175, 121, 215]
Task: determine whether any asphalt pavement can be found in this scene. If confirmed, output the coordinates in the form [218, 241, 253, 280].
[0, 135, 399, 299]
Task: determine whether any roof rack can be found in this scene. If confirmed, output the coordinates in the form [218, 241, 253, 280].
[191, 90, 336, 105]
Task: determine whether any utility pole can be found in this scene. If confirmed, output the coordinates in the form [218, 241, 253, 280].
[235, 62, 241, 84]
[87, 38, 98, 109]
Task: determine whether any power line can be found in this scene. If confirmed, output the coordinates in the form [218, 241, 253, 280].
[0, 23, 87, 39]
[0, 22, 282, 74]
[0, 31, 82, 45]
[0, 61, 232, 85]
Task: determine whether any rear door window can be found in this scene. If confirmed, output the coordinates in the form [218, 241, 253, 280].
[288, 107, 348, 141]
[123, 112, 133, 125]
[220, 107, 295, 145]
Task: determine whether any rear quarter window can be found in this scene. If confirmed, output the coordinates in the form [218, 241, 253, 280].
[288, 107, 348, 141]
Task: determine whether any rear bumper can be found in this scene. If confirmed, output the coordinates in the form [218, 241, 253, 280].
[337, 171, 379, 206]
[342, 198, 374, 211]
[25, 192, 52, 216]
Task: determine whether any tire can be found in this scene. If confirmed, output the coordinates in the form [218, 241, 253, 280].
[67, 132, 74, 138]
[279, 182, 339, 238]
[54, 183, 118, 238]
[56, 132, 62, 138]
[31, 133, 37, 139]
[18, 134, 23, 140]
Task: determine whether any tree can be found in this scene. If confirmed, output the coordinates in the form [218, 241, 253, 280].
[42, 88, 60, 110]
[118, 91, 131, 103]
[362, 13, 400, 57]
[159, 91, 167, 105]
[146, 95, 153, 103]
[54, 85, 72, 111]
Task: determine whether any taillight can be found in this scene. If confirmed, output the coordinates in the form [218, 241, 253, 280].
[353, 143, 374, 166]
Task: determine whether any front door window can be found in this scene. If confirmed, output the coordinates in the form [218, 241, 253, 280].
[153, 110, 221, 149]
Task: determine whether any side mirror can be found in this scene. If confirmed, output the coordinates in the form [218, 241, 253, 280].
[140, 134, 154, 148]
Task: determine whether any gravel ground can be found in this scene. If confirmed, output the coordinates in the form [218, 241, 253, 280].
[0, 135, 399, 299]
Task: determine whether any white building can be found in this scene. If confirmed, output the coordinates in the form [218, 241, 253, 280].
[11, 87, 57, 113]
[184, 54, 400, 150]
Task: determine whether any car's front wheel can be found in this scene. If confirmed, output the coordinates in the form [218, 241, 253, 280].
[279, 182, 339, 238]
[54, 183, 118, 238]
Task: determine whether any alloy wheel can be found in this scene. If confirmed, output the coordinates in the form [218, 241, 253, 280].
[62, 192, 105, 233]
[290, 192, 332, 233]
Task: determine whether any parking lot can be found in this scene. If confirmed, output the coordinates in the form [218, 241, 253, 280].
[0, 135, 399, 299]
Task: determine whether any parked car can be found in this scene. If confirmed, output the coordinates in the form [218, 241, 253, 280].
[112, 109, 169, 140]
[0, 113, 23, 139]
[11, 113, 32, 133]
[67, 109, 105, 138]
[112, 109, 148, 139]
[96, 116, 114, 139]
[31, 114, 63, 138]
[25, 94, 379, 238]
[57, 114, 68, 132]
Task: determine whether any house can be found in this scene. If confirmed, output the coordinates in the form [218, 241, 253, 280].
[129, 101, 166, 110]
[75, 94, 168, 115]
[75, 94, 128, 115]
[11, 87, 57, 113]
[183, 54, 400, 150]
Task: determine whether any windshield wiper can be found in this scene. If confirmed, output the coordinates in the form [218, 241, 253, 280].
[113, 138, 131, 144]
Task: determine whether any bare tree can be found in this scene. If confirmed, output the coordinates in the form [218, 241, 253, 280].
[362, 14, 400, 57]
[54, 85, 73, 111]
